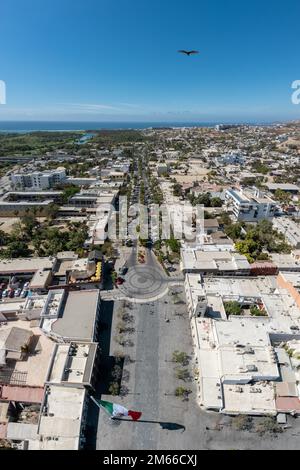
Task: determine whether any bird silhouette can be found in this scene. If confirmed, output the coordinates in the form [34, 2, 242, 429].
[178, 50, 199, 56]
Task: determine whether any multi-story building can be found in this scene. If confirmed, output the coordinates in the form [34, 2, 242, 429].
[225, 188, 277, 222]
[157, 163, 169, 176]
[11, 167, 66, 190]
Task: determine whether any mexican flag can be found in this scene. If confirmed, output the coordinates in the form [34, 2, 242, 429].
[92, 397, 142, 421]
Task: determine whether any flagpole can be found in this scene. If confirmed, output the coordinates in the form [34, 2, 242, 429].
[90, 396, 115, 419]
[90, 396, 101, 409]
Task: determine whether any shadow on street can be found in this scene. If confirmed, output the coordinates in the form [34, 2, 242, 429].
[113, 418, 186, 432]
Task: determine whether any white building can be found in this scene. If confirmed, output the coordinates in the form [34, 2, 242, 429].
[181, 248, 250, 275]
[11, 167, 66, 190]
[185, 274, 300, 415]
[157, 163, 169, 176]
[225, 188, 276, 222]
[217, 152, 246, 166]
[66, 176, 99, 187]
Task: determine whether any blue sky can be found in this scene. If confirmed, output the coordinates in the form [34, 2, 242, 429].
[0, 0, 299, 122]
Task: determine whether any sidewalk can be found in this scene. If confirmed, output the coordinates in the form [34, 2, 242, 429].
[114, 244, 133, 273]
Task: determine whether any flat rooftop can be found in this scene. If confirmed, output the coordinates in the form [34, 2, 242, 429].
[0, 257, 55, 274]
[189, 270, 300, 415]
[267, 183, 299, 192]
[51, 289, 100, 341]
[7, 191, 63, 196]
[30, 269, 52, 289]
[0, 200, 54, 206]
[270, 253, 300, 270]
[29, 386, 86, 450]
[0, 319, 55, 387]
[273, 217, 300, 245]
[47, 342, 97, 385]
[222, 382, 276, 415]
[201, 275, 276, 299]
[181, 249, 250, 272]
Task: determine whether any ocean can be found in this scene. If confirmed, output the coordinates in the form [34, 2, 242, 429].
[0, 121, 224, 133]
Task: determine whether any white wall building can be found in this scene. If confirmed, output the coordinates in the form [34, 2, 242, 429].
[225, 188, 276, 222]
[185, 274, 300, 415]
[157, 163, 169, 176]
[11, 167, 66, 190]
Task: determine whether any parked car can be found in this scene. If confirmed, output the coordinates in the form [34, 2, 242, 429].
[8, 289, 15, 298]
[119, 266, 128, 276]
[14, 288, 22, 297]
[116, 277, 125, 286]
[21, 290, 28, 298]
[2, 289, 8, 298]
[23, 282, 30, 288]
[168, 266, 176, 272]
[0, 291, 3, 300]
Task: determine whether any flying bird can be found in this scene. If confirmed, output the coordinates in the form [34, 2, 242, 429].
[178, 50, 199, 56]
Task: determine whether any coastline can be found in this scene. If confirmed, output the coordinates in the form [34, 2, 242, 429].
[0, 120, 280, 133]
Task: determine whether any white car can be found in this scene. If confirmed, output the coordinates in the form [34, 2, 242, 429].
[14, 288, 22, 297]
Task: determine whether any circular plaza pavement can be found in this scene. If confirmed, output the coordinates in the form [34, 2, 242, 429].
[118, 264, 169, 302]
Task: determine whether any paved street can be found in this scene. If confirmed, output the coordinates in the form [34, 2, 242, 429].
[102, 246, 183, 303]
[95, 281, 300, 450]
[118, 249, 169, 302]
[94, 152, 300, 450]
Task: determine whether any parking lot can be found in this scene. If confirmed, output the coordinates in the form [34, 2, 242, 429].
[0, 276, 31, 300]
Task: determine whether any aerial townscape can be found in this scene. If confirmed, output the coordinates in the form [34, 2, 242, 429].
[0, 123, 299, 451]
[1, 0, 300, 456]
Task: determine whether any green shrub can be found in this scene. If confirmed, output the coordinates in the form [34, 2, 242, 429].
[224, 301, 242, 316]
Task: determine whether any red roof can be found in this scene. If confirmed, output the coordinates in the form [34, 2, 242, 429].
[276, 397, 300, 412]
[251, 261, 276, 268]
[0, 385, 44, 404]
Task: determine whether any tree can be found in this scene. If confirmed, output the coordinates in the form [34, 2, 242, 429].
[250, 305, 267, 317]
[175, 368, 190, 381]
[45, 204, 59, 221]
[166, 237, 181, 254]
[57, 184, 80, 203]
[173, 351, 188, 365]
[232, 415, 253, 431]
[210, 197, 223, 207]
[224, 301, 242, 316]
[251, 161, 269, 174]
[255, 416, 283, 436]
[0, 241, 31, 258]
[175, 387, 191, 399]
[173, 183, 183, 197]
[274, 189, 291, 205]
[225, 222, 244, 240]
[234, 219, 291, 262]
[108, 383, 120, 396]
[20, 214, 39, 237]
[0, 230, 9, 246]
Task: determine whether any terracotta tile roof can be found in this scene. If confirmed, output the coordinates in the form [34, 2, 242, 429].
[0, 385, 44, 403]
